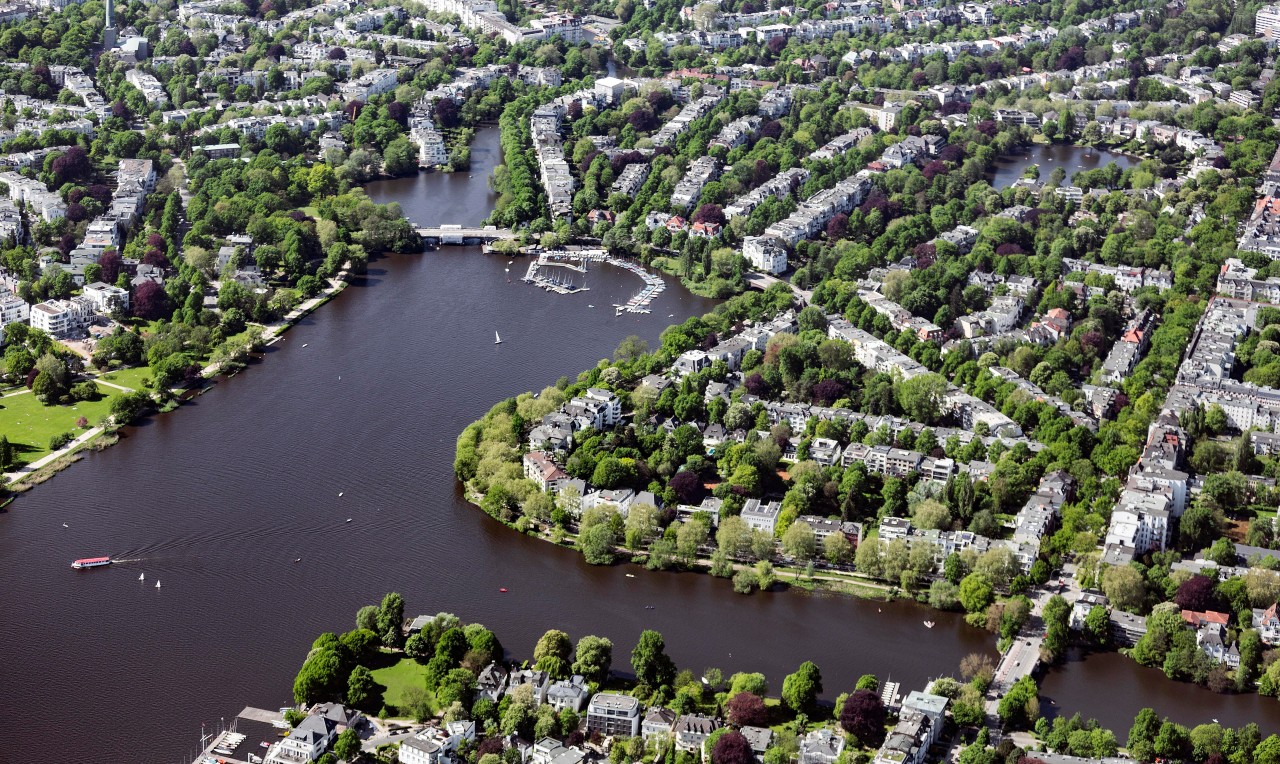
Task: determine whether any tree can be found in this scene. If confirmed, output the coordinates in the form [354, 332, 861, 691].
[346, 665, 377, 711]
[959, 573, 995, 613]
[895, 373, 947, 424]
[534, 629, 573, 679]
[782, 522, 817, 561]
[631, 630, 676, 689]
[781, 661, 822, 715]
[839, 689, 886, 746]
[712, 731, 754, 764]
[824, 533, 852, 564]
[334, 728, 361, 760]
[579, 524, 618, 564]
[726, 692, 768, 727]
[376, 592, 405, 648]
[132, 280, 169, 320]
[0, 434, 11, 469]
[729, 672, 768, 697]
[1102, 565, 1146, 613]
[572, 635, 613, 683]
[1174, 575, 1219, 612]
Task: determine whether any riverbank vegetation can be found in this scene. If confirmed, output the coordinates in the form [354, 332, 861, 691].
[287, 595, 1280, 764]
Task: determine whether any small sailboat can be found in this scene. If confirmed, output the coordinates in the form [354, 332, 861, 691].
[625, 573, 635, 578]
[345, 518, 352, 523]
[302, 343, 308, 348]
[338, 492, 344, 497]
[494, 331, 502, 345]
[155, 580, 161, 589]
[62, 523, 69, 528]
[294, 558, 302, 563]
[139, 572, 145, 581]
[923, 620, 935, 629]
[499, 587, 508, 592]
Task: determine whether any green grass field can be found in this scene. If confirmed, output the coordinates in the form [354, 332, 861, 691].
[371, 657, 437, 714]
[98, 366, 152, 391]
[0, 384, 116, 466]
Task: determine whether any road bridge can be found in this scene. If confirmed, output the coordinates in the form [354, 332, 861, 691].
[416, 225, 515, 245]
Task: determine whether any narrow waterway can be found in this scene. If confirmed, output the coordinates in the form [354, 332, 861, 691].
[0, 127, 1272, 764]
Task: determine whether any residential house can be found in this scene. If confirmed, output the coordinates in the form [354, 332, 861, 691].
[799, 728, 845, 764]
[546, 676, 590, 712]
[477, 663, 510, 702]
[1253, 602, 1280, 645]
[642, 706, 677, 739]
[524, 451, 569, 492]
[741, 498, 782, 535]
[674, 714, 721, 757]
[266, 713, 338, 763]
[527, 738, 587, 764]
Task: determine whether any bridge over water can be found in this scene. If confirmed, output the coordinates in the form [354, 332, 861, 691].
[416, 225, 515, 244]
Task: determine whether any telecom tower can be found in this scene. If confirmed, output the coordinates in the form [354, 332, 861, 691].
[103, 0, 118, 50]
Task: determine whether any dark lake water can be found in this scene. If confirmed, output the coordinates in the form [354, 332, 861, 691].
[988, 143, 1141, 190]
[0, 127, 1273, 763]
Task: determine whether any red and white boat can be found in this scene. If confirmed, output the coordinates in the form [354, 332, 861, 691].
[71, 557, 112, 569]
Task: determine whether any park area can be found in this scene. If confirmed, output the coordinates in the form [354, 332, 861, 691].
[370, 656, 439, 718]
[0, 384, 116, 467]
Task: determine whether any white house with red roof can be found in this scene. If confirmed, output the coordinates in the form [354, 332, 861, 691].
[523, 451, 568, 492]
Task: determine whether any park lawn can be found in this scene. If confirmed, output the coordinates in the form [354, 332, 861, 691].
[99, 366, 152, 391]
[0, 384, 116, 465]
[371, 657, 437, 714]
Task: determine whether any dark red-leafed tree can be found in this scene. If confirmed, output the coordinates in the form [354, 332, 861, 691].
[921, 160, 948, 180]
[143, 248, 169, 268]
[627, 107, 657, 132]
[132, 281, 169, 320]
[1174, 575, 1219, 612]
[766, 35, 786, 55]
[65, 203, 87, 222]
[86, 184, 112, 204]
[995, 243, 1024, 256]
[693, 204, 725, 226]
[760, 120, 783, 140]
[975, 120, 998, 137]
[669, 470, 705, 505]
[179, 39, 198, 56]
[266, 43, 285, 59]
[744, 373, 770, 398]
[566, 101, 583, 121]
[712, 730, 754, 764]
[52, 146, 90, 184]
[386, 101, 408, 125]
[725, 692, 768, 727]
[434, 98, 459, 128]
[97, 251, 123, 284]
[825, 213, 849, 240]
[839, 689, 886, 746]
[327, 47, 347, 59]
[812, 379, 846, 406]
[111, 100, 131, 120]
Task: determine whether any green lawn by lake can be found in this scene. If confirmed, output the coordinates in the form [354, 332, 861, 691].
[0, 384, 115, 465]
[98, 366, 152, 391]
[371, 657, 437, 714]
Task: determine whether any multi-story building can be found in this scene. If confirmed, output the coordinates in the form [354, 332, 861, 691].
[586, 693, 641, 738]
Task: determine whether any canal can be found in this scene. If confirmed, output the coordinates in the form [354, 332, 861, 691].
[0, 127, 1272, 763]
[988, 143, 1140, 190]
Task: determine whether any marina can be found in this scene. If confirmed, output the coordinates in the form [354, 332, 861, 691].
[519, 248, 665, 313]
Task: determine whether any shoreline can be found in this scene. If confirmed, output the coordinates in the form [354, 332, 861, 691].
[460, 483, 903, 603]
[2, 268, 355, 495]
